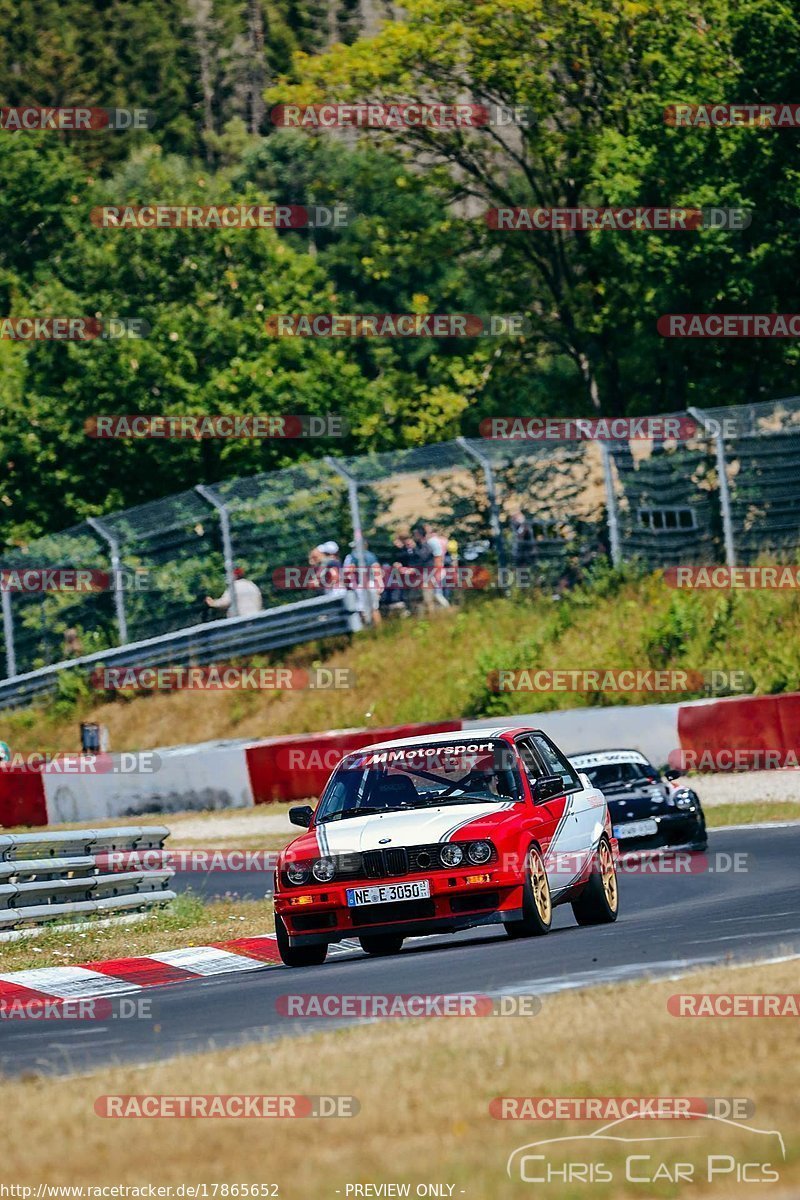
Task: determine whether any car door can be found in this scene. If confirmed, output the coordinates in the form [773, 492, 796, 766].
[526, 733, 596, 895]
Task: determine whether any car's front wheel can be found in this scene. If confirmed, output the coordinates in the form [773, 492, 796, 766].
[504, 844, 552, 938]
[571, 837, 619, 926]
[275, 914, 328, 967]
[359, 934, 405, 956]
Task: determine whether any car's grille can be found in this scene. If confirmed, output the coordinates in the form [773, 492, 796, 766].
[350, 899, 436, 926]
[335, 842, 493, 881]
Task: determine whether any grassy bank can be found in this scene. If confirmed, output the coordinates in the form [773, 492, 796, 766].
[4, 567, 800, 755]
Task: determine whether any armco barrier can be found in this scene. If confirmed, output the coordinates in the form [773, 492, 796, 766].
[0, 826, 175, 932]
[677, 691, 800, 764]
[245, 721, 462, 804]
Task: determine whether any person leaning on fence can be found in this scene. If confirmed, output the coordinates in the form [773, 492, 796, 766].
[343, 538, 384, 626]
[205, 567, 263, 617]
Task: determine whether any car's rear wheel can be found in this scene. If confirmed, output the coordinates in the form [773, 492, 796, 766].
[275, 914, 328, 967]
[504, 844, 552, 938]
[359, 934, 405, 956]
[571, 837, 619, 926]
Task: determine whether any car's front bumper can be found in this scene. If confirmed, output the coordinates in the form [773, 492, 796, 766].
[275, 866, 524, 945]
[612, 810, 706, 853]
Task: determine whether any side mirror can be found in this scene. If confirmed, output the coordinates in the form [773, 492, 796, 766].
[289, 805, 314, 828]
[533, 773, 563, 803]
[663, 768, 681, 781]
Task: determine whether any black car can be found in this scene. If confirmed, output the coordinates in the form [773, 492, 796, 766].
[569, 749, 708, 852]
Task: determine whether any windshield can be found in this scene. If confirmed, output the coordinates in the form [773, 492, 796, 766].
[315, 740, 522, 823]
[582, 762, 658, 789]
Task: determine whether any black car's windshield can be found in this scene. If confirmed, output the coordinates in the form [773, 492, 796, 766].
[316, 740, 522, 823]
[582, 762, 658, 789]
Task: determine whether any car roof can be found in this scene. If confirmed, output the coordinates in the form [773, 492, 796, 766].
[356, 726, 536, 753]
[569, 748, 652, 763]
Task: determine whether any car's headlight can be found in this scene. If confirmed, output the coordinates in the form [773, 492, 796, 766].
[467, 840, 493, 865]
[286, 860, 311, 885]
[440, 843, 463, 867]
[674, 790, 696, 809]
[312, 857, 336, 882]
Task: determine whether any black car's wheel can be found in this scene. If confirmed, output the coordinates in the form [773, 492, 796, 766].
[358, 934, 405, 956]
[275, 914, 328, 967]
[572, 837, 619, 926]
[504, 844, 552, 938]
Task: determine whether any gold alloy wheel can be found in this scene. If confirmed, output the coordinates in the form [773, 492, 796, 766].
[599, 839, 618, 912]
[528, 848, 552, 924]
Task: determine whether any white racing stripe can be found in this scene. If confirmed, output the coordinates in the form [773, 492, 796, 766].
[0, 966, 139, 998]
[148, 946, 266, 976]
[317, 802, 518, 855]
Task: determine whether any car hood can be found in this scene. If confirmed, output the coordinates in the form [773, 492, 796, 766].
[287, 801, 520, 858]
[602, 781, 674, 819]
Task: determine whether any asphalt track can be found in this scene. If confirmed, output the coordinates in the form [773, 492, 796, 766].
[1, 825, 798, 1077]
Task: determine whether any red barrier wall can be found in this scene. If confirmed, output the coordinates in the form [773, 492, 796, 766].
[245, 720, 463, 804]
[0, 770, 48, 828]
[678, 691, 800, 767]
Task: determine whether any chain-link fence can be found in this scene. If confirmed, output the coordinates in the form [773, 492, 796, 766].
[3, 396, 800, 678]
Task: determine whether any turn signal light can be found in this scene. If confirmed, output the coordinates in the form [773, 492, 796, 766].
[464, 873, 491, 885]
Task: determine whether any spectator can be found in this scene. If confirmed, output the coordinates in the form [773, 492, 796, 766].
[421, 523, 450, 608]
[315, 541, 344, 594]
[343, 538, 383, 626]
[205, 567, 263, 617]
[384, 534, 414, 616]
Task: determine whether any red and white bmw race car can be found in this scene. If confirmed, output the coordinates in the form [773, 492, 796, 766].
[274, 727, 619, 966]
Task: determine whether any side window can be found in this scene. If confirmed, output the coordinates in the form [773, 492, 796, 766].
[516, 739, 540, 785]
[530, 735, 580, 792]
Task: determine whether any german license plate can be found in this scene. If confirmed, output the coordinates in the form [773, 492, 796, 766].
[613, 819, 658, 840]
[346, 880, 431, 907]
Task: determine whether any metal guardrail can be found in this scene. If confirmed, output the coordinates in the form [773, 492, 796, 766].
[0, 591, 361, 711]
[0, 826, 175, 931]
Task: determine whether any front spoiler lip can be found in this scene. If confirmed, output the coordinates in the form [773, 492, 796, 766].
[286, 907, 524, 947]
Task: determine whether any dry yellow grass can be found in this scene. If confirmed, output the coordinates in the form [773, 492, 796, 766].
[2, 958, 797, 1197]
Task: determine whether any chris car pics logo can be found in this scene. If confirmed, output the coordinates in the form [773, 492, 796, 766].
[506, 1113, 784, 1185]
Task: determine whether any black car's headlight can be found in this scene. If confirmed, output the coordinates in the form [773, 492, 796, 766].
[312, 857, 336, 882]
[673, 789, 697, 809]
[466, 840, 493, 865]
[286, 860, 311, 885]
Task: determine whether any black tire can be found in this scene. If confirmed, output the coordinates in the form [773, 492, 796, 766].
[275, 914, 328, 967]
[359, 934, 405, 956]
[571, 836, 619, 927]
[504, 844, 552, 938]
